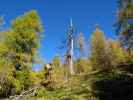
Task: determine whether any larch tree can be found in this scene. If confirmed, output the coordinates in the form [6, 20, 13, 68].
[116, 0, 133, 49]
[52, 56, 65, 84]
[52, 55, 61, 68]
[76, 32, 85, 57]
[0, 10, 44, 91]
[75, 32, 87, 74]
[90, 26, 110, 71]
[107, 39, 127, 68]
[5, 10, 43, 71]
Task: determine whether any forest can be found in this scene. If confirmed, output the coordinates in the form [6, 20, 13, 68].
[0, 0, 133, 100]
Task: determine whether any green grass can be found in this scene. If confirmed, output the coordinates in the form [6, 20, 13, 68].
[27, 70, 133, 100]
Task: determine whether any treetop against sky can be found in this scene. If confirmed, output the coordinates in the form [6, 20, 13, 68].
[0, 0, 117, 63]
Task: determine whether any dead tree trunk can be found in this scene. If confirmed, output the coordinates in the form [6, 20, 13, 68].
[65, 19, 74, 75]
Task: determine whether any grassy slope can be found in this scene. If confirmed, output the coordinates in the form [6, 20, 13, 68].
[28, 71, 102, 100]
[28, 69, 133, 100]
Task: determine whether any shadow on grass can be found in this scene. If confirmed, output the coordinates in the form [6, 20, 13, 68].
[92, 72, 133, 100]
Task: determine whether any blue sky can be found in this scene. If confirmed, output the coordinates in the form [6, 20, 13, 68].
[0, 0, 117, 68]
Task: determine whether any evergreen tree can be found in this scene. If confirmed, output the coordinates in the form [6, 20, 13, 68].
[76, 32, 85, 57]
[90, 27, 110, 71]
[4, 10, 43, 71]
[116, 0, 133, 49]
[107, 39, 127, 68]
[52, 55, 61, 68]
[0, 10, 43, 96]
